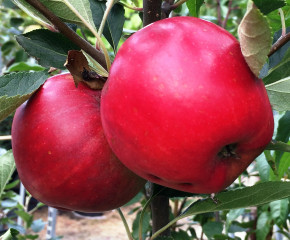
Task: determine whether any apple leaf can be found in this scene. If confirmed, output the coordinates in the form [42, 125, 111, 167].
[6, 62, 45, 73]
[266, 76, 290, 111]
[238, 1, 272, 77]
[58, 0, 96, 28]
[202, 222, 223, 239]
[11, 0, 53, 29]
[270, 199, 289, 227]
[0, 228, 19, 240]
[90, 1, 125, 52]
[276, 111, 290, 143]
[0, 150, 15, 199]
[278, 151, 290, 178]
[253, 0, 286, 15]
[39, 0, 89, 26]
[186, 0, 204, 17]
[256, 211, 272, 240]
[0, 70, 49, 122]
[151, 182, 290, 239]
[264, 47, 290, 85]
[16, 29, 80, 69]
[267, 7, 290, 34]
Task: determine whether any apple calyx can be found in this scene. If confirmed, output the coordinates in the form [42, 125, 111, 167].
[217, 144, 240, 159]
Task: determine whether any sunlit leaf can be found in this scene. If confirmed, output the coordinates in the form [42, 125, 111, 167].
[266, 76, 290, 111]
[0, 70, 49, 122]
[0, 151, 15, 198]
[186, 0, 204, 17]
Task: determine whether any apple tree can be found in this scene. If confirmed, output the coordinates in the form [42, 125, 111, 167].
[0, 0, 290, 239]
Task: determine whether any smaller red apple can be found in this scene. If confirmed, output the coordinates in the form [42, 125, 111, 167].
[12, 73, 145, 212]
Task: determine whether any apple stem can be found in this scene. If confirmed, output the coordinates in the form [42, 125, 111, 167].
[278, 8, 286, 37]
[119, 1, 143, 12]
[97, 0, 115, 47]
[117, 208, 134, 240]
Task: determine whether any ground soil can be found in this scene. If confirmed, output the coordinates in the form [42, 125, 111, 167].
[32, 205, 138, 240]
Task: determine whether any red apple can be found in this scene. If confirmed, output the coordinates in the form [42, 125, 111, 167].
[12, 73, 145, 212]
[101, 17, 274, 194]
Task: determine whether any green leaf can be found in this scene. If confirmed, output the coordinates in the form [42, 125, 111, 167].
[90, 1, 125, 51]
[150, 182, 290, 240]
[10, 0, 53, 30]
[275, 111, 290, 143]
[171, 229, 192, 240]
[132, 211, 151, 240]
[0, 228, 19, 240]
[186, 0, 204, 17]
[264, 48, 290, 85]
[253, 0, 286, 15]
[256, 211, 272, 240]
[267, 7, 290, 34]
[269, 198, 289, 227]
[202, 221, 223, 239]
[226, 208, 245, 233]
[16, 29, 80, 69]
[0, 70, 49, 122]
[266, 76, 290, 111]
[0, 150, 15, 198]
[14, 210, 33, 228]
[238, 1, 272, 77]
[256, 155, 270, 181]
[58, 0, 96, 27]
[278, 151, 290, 178]
[1, 41, 16, 56]
[6, 62, 45, 73]
[5, 179, 20, 190]
[14, 0, 95, 28]
[38, 0, 94, 26]
[81, 50, 108, 77]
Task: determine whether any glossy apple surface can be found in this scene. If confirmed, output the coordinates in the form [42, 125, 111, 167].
[12, 73, 145, 212]
[101, 17, 274, 194]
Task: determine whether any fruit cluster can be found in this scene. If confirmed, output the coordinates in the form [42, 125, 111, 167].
[12, 17, 274, 212]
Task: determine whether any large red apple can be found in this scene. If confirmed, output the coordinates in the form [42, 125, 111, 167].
[101, 17, 274, 194]
[12, 73, 145, 212]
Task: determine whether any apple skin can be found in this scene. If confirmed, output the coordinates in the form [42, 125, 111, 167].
[100, 17, 274, 194]
[12, 73, 145, 212]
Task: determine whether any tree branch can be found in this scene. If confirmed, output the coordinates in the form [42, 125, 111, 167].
[24, 0, 107, 69]
[221, 0, 233, 29]
[216, 0, 222, 26]
[143, 0, 162, 26]
[150, 188, 170, 236]
[268, 32, 290, 57]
